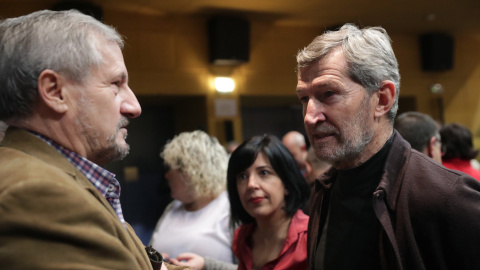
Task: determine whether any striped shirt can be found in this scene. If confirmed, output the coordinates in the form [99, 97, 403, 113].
[33, 132, 126, 227]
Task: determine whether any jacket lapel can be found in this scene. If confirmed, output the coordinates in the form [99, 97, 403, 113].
[1, 127, 121, 222]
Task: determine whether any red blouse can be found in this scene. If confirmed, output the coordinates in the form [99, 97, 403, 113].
[443, 158, 480, 181]
[233, 210, 309, 270]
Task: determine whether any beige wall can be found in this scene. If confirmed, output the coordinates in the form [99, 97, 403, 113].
[3, 7, 480, 146]
[111, 9, 480, 145]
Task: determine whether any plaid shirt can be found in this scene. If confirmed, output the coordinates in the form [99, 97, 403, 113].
[33, 132, 126, 227]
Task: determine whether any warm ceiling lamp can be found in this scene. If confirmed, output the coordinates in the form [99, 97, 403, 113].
[214, 77, 235, 93]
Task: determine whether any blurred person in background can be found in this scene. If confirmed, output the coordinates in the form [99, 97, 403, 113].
[282, 131, 308, 177]
[394, 111, 443, 163]
[150, 130, 235, 266]
[440, 123, 480, 181]
[226, 140, 240, 155]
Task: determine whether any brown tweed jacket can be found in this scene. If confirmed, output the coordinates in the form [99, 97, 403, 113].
[0, 128, 154, 269]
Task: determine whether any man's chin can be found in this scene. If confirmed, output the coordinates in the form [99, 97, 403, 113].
[115, 143, 130, 160]
[314, 146, 341, 163]
[94, 143, 130, 166]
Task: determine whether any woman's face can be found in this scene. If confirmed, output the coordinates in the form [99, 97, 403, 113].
[236, 152, 289, 221]
[165, 168, 193, 204]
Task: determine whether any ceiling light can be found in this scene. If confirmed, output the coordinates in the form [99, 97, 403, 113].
[214, 77, 235, 93]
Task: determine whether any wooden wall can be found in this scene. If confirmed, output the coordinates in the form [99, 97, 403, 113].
[2, 6, 480, 145]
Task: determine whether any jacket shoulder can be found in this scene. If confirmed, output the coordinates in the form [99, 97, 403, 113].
[0, 147, 150, 269]
[0, 146, 76, 191]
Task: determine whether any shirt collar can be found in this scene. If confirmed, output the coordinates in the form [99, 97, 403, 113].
[31, 132, 119, 198]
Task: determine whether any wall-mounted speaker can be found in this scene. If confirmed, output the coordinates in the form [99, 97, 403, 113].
[208, 16, 250, 65]
[419, 33, 454, 71]
[53, 1, 103, 21]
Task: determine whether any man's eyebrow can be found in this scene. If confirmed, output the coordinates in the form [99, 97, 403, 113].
[118, 72, 128, 82]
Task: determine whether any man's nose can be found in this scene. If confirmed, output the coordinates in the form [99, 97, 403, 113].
[121, 86, 142, 118]
[304, 99, 326, 126]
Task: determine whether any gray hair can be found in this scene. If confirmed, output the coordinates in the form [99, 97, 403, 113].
[0, 9, 124, 121]
[394, 111, 440, 152]
[161, 130, 229, 198]
[296, 24, 401, 122]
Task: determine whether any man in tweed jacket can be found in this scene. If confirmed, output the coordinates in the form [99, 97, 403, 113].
[0, 9, 187, 270]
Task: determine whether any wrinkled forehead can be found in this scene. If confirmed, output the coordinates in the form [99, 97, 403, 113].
[297, 49, 348, 82]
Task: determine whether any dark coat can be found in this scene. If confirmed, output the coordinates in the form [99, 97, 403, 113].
[307, 131, 480, 270]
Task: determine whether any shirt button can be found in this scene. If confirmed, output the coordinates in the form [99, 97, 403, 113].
[374, 191, 384, 199]
[107, 185, 115, 192]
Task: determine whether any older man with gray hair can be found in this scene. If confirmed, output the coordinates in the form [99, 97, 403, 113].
[0, 10, 187, 270]
[297, 23, 480, 270]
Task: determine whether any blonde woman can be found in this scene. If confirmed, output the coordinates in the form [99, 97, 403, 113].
[149, 130, 234, 265]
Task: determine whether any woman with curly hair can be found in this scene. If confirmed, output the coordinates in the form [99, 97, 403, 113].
[149, 130, 234, 265]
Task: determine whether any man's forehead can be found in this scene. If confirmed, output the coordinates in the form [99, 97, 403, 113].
[297, 50, 347, 81]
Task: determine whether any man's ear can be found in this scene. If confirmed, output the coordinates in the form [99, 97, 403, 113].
[374, 81, 396, 118]
[426, 136, 437, 159]
[37, 69, 68, 114]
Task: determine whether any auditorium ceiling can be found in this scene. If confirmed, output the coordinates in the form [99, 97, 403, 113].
[2, 0, 480, 34]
